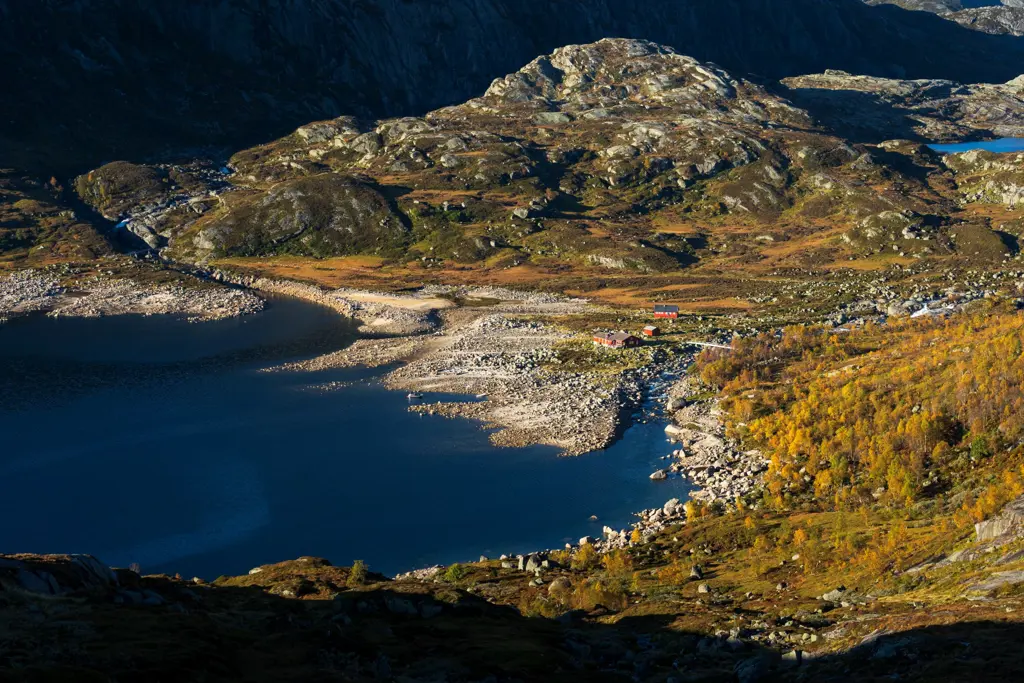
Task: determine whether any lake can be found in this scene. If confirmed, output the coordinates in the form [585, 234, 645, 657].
[0, 297, 691, 578]
[928, 137, 1024, 154]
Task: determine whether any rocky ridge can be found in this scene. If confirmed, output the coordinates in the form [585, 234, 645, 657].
[783, 69, 1024, 142]
[156, 39, 969, 270]
[11, 38, 1024, 280]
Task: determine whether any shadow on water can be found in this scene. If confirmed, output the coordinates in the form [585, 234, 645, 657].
[0, 297, 692, 578]
[0, 295, 361, 408]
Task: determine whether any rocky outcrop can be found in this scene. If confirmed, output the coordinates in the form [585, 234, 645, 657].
[783, 70, 1024, 143]
[953, 5, 1024, 36]
[74, 162, 172, 219]
[0, 554, 118, 595]
[866, 1, 1024, 36]
[4, 0, 1024, 175]
[976, 494, 1024, 542]
[183, 175, 409, 259]
[942, 149, 1024, 207]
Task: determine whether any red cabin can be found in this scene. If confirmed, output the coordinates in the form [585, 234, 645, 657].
[654, 304, 679, 319]
[593, 332, 642, 349]
[642, 325, 661, 337]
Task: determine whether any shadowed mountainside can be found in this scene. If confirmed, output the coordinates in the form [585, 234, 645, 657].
[4, 0, 1024, 175]
[866, 0, 1024, 36]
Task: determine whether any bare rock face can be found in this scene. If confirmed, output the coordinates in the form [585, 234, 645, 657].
[478, 39, 811, 127]
[976, 494, 1024, 542]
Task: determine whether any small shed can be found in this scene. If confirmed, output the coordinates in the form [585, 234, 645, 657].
[642, 325, 661, 337]
[593, 331, 643, 349]
[654, 304, 680, 319]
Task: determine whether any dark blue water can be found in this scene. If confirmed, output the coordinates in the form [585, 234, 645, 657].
[929, 137, 1024, 154]
[0, 297, 690, 578]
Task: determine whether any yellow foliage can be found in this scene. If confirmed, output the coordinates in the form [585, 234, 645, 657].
[571, 579, 628, 611]
[657, 559, 692, 586]
[571, 542, 599, 570]
[601, 550, 634, 577]
[698, 310, 1024, 512]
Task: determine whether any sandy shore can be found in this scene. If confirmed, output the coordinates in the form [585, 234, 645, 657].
[205, 270, 451, 336]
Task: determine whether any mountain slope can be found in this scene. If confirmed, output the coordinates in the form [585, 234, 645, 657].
[146, 40, 936, 270]
[39, 39, 1018, 282]
[4, 0, 1024, 175]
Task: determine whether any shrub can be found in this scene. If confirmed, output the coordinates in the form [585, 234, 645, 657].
[571, 542, 599, 570]
[970, 436, 992, 461]
[570, 579, 628, 611]
[601, 550, 634, 577]
[657, 559, 692, 586]
[443, 563, 468, 584]
[347, 560, 368, 587]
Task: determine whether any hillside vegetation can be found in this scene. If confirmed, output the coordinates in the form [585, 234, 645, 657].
[7, 307, 1024, 682]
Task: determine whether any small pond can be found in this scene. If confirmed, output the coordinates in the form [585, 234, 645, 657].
[928, 137, 1024, 154]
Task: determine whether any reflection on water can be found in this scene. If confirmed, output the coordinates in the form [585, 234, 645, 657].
[0, 297, 691, 577]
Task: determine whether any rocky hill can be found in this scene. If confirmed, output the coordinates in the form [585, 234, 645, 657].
[866, 0, 1024, 35]
[44, 39, 1019, 283]
[4, 0, 1024, 176]
[782, 70, 1024, 142]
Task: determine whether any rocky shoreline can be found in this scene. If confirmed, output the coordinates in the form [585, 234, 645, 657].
[662, 378, 768, 503]
[0, 268, 264, 322]
[201, 268, 448, 336]
[3, 263, 769, 580]
[394, 366, 766, 576]
[247, 276, 769, 570]
[261, 283, 614, 455]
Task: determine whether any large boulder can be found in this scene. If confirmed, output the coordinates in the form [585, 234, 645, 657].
[976, 494, 1024, 542]
[663, 498, 682, 516]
